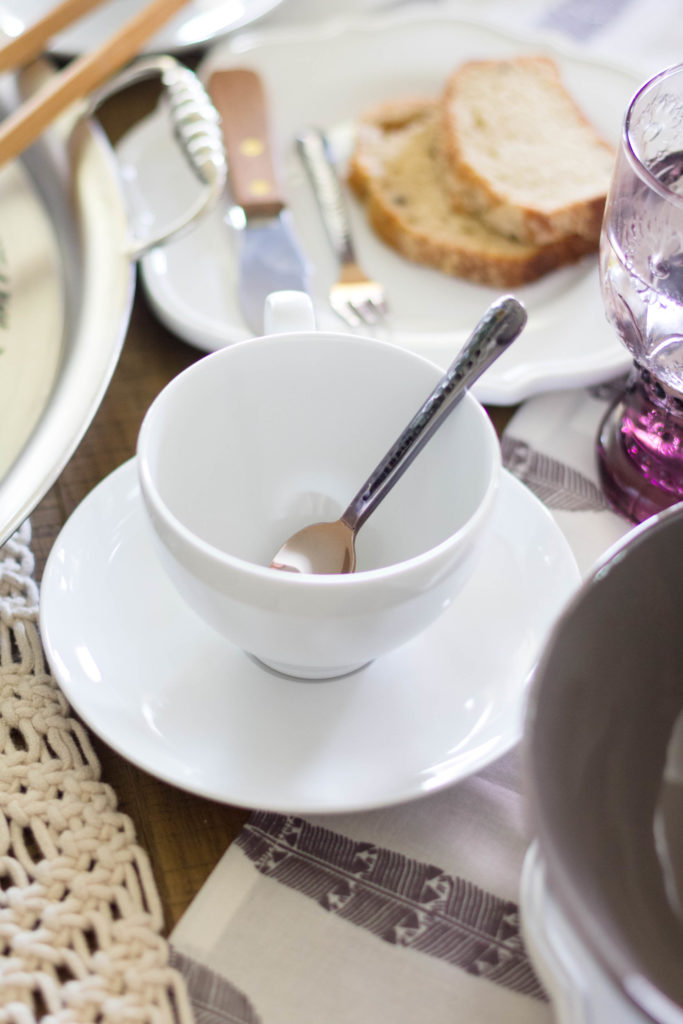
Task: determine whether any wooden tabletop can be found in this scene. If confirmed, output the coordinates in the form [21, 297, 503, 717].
[28, 77, 516, 935]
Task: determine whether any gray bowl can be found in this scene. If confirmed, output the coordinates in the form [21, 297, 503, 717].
[525, 502, 683, 1024]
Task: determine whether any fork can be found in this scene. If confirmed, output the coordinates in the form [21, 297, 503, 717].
[297, 127, 389, 328]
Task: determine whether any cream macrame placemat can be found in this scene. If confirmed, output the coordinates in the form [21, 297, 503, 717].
[0, 522, 192, 1023]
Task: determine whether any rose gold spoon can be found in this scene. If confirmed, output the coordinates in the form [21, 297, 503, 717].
[269, 296, 527, 575]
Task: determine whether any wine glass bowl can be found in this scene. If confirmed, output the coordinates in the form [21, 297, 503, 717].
[597, 62, 683, 523]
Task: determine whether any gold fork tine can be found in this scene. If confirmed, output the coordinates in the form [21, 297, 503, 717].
[297, 126, 388, 328]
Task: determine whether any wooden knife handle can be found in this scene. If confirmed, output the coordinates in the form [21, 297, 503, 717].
[208, 68, 285, 218]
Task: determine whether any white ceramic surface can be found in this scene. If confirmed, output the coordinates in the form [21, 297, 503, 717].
[266, 0, 395, 26]
[521, 846, 650, 1024]
[0, 160, 63, 481]
[39, 460, 580, 813]
[136, 298, 501, 677]
[0, 0, 285, 55]
[115, 8, 641, 404]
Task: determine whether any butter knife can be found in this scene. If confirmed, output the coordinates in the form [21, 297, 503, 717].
[207, 68, 310, 335]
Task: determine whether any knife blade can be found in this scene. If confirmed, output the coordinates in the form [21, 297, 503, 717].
[207, 67, 310, 335]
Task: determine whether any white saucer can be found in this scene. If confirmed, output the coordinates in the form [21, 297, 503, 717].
[40, 460, 579, 813]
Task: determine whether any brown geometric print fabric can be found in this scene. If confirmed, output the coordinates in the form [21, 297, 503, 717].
[502, 435, 610, 512]
[237, 813, 546, 1001]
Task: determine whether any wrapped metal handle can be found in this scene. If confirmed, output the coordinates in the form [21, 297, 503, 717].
[86, 55, 227, 259]
[297, 126, 356, 267]
[341, 296, 527, 533]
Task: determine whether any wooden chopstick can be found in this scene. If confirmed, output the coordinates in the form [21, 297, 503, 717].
[0, 0, 192, 167]
[0, 0, 113, 73]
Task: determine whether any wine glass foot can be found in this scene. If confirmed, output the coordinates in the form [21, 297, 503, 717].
[597, 369, 683, 524]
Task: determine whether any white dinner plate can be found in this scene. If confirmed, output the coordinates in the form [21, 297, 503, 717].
[0, 0, 285, 55]
[39, 460, 579, 814]
[115, 7, 640, 404]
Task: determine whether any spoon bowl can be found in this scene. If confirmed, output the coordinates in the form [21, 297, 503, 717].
[271, 519, 356, 574]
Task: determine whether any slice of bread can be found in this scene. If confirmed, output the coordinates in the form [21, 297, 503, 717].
[440, 56, 614, 245]
[348, 98, 597, 287]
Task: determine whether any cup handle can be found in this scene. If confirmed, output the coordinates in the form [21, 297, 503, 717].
[263, 290, 317, 335]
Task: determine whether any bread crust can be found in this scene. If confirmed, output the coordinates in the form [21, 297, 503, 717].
[440, 56, 614, 245]
[348, 97, 596, 287]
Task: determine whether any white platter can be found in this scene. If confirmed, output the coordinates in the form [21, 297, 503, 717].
[115, 8, 640, 404]
[521, 846, 650, 1024]
[0, 0, 285, 56]
[39, 460, 579, 814]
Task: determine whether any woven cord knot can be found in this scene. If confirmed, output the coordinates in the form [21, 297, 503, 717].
[0, 525, 192, 1023]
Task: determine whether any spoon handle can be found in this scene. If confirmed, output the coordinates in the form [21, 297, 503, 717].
[341, 295, 527, 533]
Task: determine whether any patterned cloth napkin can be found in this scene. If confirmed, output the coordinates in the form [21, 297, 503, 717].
[169, 1, 675, 1020]
[168, 390, 631, 1024]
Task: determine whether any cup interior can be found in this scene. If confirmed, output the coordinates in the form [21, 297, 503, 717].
[139, 332, 497, 573]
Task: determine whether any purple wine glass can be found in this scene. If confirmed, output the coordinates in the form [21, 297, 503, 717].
[597, 62, 683, 523]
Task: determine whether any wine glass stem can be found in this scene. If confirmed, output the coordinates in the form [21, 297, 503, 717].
[597, 362, 683, 523]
